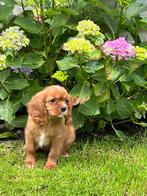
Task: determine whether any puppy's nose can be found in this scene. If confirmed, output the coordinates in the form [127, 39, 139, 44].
[60, 107, 66, 113]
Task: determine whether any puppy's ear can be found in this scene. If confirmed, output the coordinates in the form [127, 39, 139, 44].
[65, 96, 84, 126]
[27, 93, 48, 125]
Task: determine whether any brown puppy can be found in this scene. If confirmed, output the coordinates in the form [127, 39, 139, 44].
[24, 85, 75, 169]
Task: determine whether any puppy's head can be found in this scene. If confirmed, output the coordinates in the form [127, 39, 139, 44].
[28, 85, 73, 125]
[45, 85, 70, 117]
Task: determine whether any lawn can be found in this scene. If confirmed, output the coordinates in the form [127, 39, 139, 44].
[0, 134, 146, 196]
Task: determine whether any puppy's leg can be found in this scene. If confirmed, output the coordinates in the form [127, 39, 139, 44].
[24, 131, 36, 168]
[44, 139, 64, 169]
[63, 125, 75, 157]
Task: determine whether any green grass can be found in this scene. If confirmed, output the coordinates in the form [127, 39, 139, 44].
[0, 135, 147, 196]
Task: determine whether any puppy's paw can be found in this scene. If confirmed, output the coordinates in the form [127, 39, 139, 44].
[62, 152, 70, 158]
[44, 161, 57, 169]
[25, 160, 36, 168]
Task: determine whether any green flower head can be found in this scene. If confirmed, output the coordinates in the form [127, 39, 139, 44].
[0, 54, 7, 71]
[0, 26, 29, 52]
[135, 46, 147, 61]
[52, 71, 68, 82]
[63, 37, 95, 54]
[77, 20, 101, 37]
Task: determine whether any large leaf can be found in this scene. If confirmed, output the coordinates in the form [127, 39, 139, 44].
[0, 89, 8, 100]
[72, 108, 85, 129]
[106, 66, 120, 81]
[0, 4, 13, 22]
[0, 70, 10, 82]
[5, 76, 29, 90]
[10, 96, 21, 113]
[11, 115, 27, 128]
[22, 53, 45, 69]
[110, 85, 121, 100]
[21, 81, 43, 105]
[70, 82, 91, 102]
[79, 97, 100, 116]
[84, 62, 104, 73]
[94, 82, 110, 103]
[56, 57, 79, 70]
[106, 99, 116, 115]
[130, 73, 146, 87]
[116, 98, 133, 119]
[14, 16, 43, 34]
[73, 0, 87, 10]
[124, 2, 147, 20]
[8, 53, 45, 69]
[94, 82, 107, 96]
[0, 100, 14, 123]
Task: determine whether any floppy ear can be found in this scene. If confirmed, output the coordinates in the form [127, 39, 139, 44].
[65, 96, 84, 126]
[27, 93, 48, 125]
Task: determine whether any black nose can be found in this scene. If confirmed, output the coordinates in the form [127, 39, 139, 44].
[60, 107, 66, 113]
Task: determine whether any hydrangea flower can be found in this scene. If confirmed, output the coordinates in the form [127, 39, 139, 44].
[135, 46, 147, 61]
[11, 67, 33, 75]
[63, 37, 95, 54]
[0, 26, 29, 51]
[0, 54, 7, 70]
[102, 37, 135, 60]
[52, 71, 68, 82]
[77, 20, 101, 37]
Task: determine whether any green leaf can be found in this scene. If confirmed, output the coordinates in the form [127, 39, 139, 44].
[10, 96, 21, 113]
[5, 76, 29, 90]
[0, 88, 8, 100]
[116, 98, 133, 119]
[22, 53, 45, 69]
[0, 100, 14, 123]
[0, 5, 13, 22]
[71, 82, 91, 102]
[94, 82, 107, 96]
[125, 2, 147, 20]
[14, 16, 43, 34]
[84, 62, 104, 73]
[140, 17, 147, 23]
[106, 66, 120, 81]
[95, 34, 105, 46]
[72, 108, 85, 129]
[11, 115, 27, 128]
[0, 131, 15, 139]
[86, 49, 101, 60]
[110, 85, 121, 100]
[130, 73, 146, 87]
[56, 57, 79, 70]
[79, 97, 100, 116]
[0, 70, 10, 82]
[96, 89, 110, 103]
[21, 81, 43, 105]
[73, 0, 87, 10]
[107, 99, 116, 115]
[94, 82, 110, 103]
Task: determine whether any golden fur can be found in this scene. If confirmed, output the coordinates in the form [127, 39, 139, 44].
[24, 85, 75, 169]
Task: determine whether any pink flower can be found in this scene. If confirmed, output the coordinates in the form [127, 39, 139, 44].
[102, 37, 135, 60]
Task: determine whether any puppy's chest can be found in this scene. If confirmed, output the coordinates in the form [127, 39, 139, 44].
[37, 129, 51, 148]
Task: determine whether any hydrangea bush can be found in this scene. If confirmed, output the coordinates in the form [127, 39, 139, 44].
[0, 0, 146, 138]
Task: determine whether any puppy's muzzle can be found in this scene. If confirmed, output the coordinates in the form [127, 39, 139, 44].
[60, 107, 67, 113]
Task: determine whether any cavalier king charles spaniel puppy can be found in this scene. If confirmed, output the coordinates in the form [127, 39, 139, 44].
[24, 85, 76, 169]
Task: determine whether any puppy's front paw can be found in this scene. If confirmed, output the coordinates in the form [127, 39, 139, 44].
[44, 161, 57, 169]
[25, 160, 36, 168]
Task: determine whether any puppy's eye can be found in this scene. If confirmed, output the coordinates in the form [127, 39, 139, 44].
[65, 99, 69, 104]
[50, 98, 56, 103]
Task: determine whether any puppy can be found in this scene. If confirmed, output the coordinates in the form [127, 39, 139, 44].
[24, 85, 76, 169]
